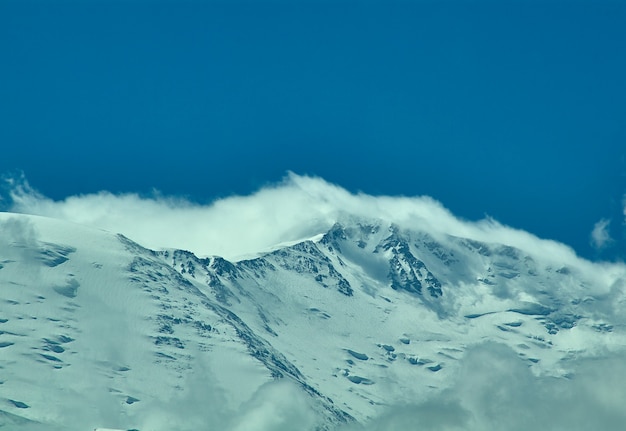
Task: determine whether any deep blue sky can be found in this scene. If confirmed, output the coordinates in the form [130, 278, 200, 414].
[1, 0, 625, 260]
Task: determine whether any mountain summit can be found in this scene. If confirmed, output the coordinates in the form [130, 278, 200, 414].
[1, 213, 625, 430]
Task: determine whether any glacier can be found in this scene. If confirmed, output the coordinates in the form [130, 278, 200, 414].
[1, 212, 625, 431]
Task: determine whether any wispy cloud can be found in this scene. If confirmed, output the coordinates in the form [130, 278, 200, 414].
[591, 218, 612, 250]
[4, 172, 624, 290]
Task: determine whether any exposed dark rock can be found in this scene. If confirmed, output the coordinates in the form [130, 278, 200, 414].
[38, 243, 76, 267]
[347, 375, 374, 385]
[126, 396, 140, 405]
[508, 302, 553, 316]
[377, 228, 442, 298]
[9, 400, 29, 409]
[346, 350, 368, 361]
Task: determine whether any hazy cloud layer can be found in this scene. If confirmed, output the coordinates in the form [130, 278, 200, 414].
[591, 218, 612, 249]
[97, 343, 626, 431]
[344, 343, 626, 431]
[9, 343, 626, 431]
[54, 343, 626, 431]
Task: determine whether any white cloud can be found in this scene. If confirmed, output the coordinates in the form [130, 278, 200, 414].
[591, 218, 612, 250]
[1, 175, 554, 251]
[4, 172, 624, 289]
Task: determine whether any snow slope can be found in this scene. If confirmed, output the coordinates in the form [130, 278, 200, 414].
[1, 213, 625, 430]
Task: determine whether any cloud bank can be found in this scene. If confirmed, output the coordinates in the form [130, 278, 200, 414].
[1, 173, 585, 259]
[6, 171, 625, 303]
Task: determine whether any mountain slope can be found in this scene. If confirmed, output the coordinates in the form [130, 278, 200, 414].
[1, 213, 625, 430]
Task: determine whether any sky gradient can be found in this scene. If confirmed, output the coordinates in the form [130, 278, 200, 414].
[1, 0, 625, 260]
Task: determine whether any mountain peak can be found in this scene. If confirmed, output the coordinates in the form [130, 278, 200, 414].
[1, 212, 625, 430]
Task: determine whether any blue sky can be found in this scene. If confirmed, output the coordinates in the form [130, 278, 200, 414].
[1, 0, 625, 260]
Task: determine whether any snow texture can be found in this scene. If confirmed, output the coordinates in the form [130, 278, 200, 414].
[1, 212, 626, 431]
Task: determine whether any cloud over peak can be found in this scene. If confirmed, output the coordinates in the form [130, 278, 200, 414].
[2, 172, 618, 280]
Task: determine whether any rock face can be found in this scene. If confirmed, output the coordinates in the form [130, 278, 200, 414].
[319, 222, 443, 298]
[0, 213, 625, 431]
[376, 227, 443, 298]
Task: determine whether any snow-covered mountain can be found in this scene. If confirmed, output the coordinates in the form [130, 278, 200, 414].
[1, 212, 625, 431]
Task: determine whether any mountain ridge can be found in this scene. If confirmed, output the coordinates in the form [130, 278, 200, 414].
[1, 212, 625, 430]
